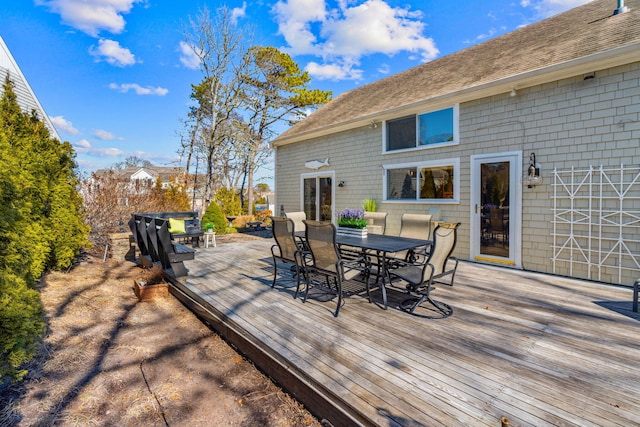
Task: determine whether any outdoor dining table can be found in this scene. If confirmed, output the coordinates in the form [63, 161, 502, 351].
[296, 231, 432, 309]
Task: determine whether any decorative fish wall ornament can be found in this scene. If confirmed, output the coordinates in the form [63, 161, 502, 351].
[304, 158, 330, 169]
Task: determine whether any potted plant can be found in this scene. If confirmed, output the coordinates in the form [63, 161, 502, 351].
[362, 198, 377, 212]
[204, 222, 215, 232]
[336, 208, 368, 238]
[134, 264, 168, 301]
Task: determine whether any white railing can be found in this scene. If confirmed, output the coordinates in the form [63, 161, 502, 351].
[551, 164, 640, 284]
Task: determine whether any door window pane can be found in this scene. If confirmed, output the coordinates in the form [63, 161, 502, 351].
[319, 177, 332, 221]
[303, 178, 316, 221]
[480, 161, 510, 257]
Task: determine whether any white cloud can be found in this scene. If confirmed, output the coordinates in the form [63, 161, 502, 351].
[272, 0, 438, 81]
[90, 39, 136, 66]
[35, 0, 143, 37]
[49, 115, 79, 135]
[75, 139, 91, 148]
[178, 41, 200, 70]
[94, 129, 124, 140]
[231, 2, 247, 24]
[377, 63, 391, 75]
[272, 0, 326, 55]
[521, 0, 594, 18]
[108, 83, 169, 96]
[305, 61, 363, 81]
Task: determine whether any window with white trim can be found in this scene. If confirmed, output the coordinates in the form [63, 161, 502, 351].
[384, 159, 460, 203]
[385, 106, 458, 152]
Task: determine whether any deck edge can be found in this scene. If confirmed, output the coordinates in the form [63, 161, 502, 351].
[167, 277, 373, 427]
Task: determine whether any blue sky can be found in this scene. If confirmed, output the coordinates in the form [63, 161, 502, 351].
[0, 0, 594, 185]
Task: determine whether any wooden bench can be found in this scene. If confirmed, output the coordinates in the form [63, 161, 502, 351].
[247, 221, 264, 232]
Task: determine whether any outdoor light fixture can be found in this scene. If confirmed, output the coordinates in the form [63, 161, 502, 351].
[523, 152, 542, 188]
[510, 87, 517, 97]
[369, 120, 380, 129]
[338, 180, 346, 187]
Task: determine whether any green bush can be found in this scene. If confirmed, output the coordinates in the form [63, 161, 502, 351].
[201, 201, 228, 234]
[214, 187, 242, 217]
[0, 76, 88, 383]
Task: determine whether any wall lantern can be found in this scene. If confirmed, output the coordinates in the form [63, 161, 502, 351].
[338, 180, 346, 187]
[523, 152, 542, 188]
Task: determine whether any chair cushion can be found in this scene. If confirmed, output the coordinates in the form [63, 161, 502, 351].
[168, 218, 186, 234]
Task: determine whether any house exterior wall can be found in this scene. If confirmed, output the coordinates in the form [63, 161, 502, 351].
[274, 62, 640, 285]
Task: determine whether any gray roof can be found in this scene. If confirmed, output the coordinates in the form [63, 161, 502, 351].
[274, 0, 640, 145]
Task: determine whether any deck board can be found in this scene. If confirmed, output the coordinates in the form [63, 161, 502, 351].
[171, 238, 640, 426]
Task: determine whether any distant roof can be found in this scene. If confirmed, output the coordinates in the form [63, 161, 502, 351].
[94, 166, 184, 181]
[274, 0, 640, 146]
[0, 35, 62, 141]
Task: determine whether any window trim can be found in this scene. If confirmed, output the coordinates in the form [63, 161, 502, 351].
[383, 158, 460, 204]
[382, 105, 459, 154]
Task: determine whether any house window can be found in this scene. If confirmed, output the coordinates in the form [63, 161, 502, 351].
[385, 106, 457, 152]
[384, 158, 459, 203]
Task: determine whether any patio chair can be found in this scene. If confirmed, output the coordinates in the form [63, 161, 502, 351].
[364, 211, 387, 235]
[388, 213, 433, 265]
[270, 216, 307, 298]
[399, 213, 432, 240]
[489, 208, 508, 247]
[302, 220, 372, 317]
[389, 222, 461, 318]
[285, 211, 306, 232]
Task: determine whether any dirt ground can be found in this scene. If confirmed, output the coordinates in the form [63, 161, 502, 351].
[0, 237, 323, 426]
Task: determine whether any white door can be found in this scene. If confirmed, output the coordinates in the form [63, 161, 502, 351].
[470, 152, 521, 267]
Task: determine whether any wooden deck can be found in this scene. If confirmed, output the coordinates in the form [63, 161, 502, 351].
[170, 236, 640, 427]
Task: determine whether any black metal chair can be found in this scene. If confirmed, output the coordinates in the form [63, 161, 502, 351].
[270, 216, 307, 297]
[389, 222, 461, 318]
[302, 220, 372, 317]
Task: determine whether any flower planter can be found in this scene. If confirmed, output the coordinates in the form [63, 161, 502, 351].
[134, 279, 168, 302]
[336, 226, 368, 238]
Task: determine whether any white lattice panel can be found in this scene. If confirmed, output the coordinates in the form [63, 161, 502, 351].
[551, 164, 640, 284]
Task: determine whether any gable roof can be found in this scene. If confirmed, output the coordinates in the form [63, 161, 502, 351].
[273, 0, 640, 146]
[0, 36, 62, 141]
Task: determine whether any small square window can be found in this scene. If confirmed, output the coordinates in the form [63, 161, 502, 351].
[387, 168, 416, 200]
[386, 116, 416, 151]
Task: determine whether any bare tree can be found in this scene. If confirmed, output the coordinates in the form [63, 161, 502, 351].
[180, 6, 251, 203]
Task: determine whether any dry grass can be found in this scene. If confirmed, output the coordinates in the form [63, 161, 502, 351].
[0, 254, 321, 427]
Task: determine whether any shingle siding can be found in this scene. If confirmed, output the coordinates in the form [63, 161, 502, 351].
[275, 62, 639, 285]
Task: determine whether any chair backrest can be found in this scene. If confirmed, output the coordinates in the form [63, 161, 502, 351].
[303, 220, 340, 274]
[399, 213, 432, 240]
[143, 216, 159, 261]
[490, 208, 505, 231]
[426, 222, 461, 276]
[270, 216, 299, 262]
[364, 211, 387, 234]
[285, 211, 306, 232]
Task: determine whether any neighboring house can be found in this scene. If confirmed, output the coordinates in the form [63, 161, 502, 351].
[271, 0, 640, 286]
[0, 35, 61, 140]
[94, 166, 207, 212]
